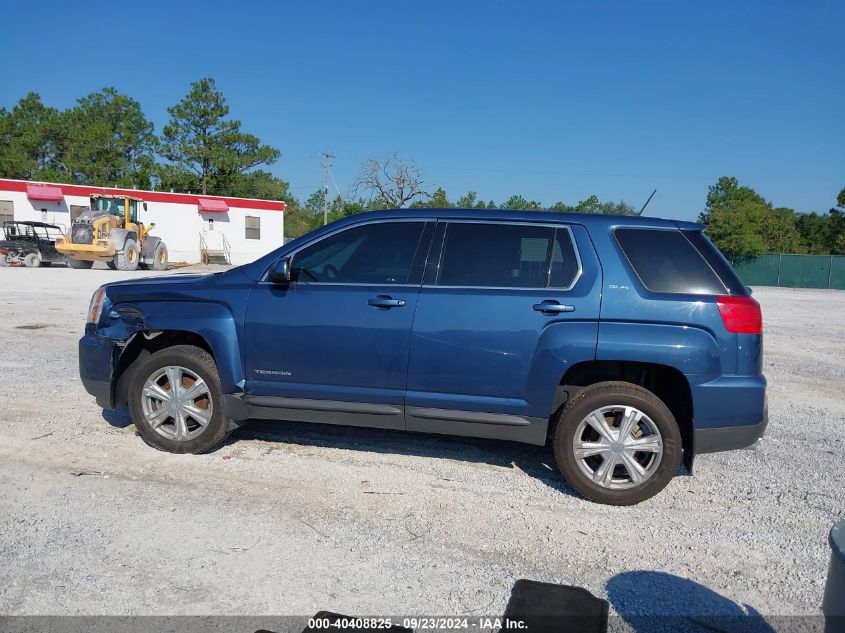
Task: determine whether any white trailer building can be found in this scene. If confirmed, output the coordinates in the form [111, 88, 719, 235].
[0, 178, 286, 266]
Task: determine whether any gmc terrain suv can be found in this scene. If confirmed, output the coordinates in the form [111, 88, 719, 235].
[79, 210, 767, 505]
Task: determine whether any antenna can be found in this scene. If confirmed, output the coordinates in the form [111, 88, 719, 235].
[637, 189, 657, 216]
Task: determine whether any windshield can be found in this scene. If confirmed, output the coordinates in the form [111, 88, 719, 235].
[91, 197, 125, 215]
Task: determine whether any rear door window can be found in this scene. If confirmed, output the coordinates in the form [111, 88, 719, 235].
[436, 222, 580, 289]
[549, 228, 580, 288]
[615, 228, 727, 295]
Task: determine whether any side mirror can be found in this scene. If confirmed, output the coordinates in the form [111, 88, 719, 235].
[268, 256, 292, 284]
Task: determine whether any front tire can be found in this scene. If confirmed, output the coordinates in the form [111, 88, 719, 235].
[553, 381, 682, 505]
[23, 252, 41, 268]
[128, 345, 231, 454]
[114, 239, 139, 271]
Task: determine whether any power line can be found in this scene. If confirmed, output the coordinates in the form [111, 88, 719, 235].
[329, 169, 345, 202]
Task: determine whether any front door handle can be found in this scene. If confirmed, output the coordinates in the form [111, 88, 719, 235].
[368, 295, 406, 309]
[533, 300, 575, 314]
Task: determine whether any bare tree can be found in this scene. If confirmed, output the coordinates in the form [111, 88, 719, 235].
[353, 152, 430, 208]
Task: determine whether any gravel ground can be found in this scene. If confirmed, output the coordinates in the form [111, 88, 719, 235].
[0, 266, 842, 628]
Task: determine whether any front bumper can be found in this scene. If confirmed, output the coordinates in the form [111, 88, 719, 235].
[79, 332, 118, 408]
[56, 240, 116, 261]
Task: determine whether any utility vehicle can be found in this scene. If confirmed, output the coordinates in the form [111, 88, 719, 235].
[0, 220, 67, 267]
[79, 209, 767, 505]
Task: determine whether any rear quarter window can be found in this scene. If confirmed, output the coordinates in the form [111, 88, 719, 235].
[615, 228, 727, 295]
[682, 230, 750, 296]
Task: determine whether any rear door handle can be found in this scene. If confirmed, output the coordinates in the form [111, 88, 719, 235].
[533, 300, 575, 314]
[368, 295, 406, 309]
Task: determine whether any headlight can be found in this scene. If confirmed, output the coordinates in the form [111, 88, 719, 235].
[87, 287, 107, 324]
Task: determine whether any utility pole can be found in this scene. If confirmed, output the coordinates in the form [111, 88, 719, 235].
[321, 150, 335, 226]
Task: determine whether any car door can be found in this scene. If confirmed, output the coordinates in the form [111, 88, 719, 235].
[243, 219, 434, 430]
[405, 220, 601, 443]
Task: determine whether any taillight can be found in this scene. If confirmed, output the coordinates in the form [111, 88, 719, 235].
[717, 295, 762, 334]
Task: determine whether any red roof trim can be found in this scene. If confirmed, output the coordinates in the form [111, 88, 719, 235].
[26, 184, 64, 202]
[198, 198, 229, 212]
[0, 179, 285, 212]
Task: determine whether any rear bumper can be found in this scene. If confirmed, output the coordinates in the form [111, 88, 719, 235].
[692, 374, 768, 454]
[694, 402, 768, 453]
[79, 332, 118, 408]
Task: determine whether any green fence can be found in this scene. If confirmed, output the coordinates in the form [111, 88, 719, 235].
[731, 254, 845, 290]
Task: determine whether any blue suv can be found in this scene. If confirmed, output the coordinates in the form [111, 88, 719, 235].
[79, 209, 767, 505]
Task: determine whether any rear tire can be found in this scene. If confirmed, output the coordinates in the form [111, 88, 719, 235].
[68, 259, 94, 269]
[23, 252, 41, 268]
[152, 242, 168, 271]
[128, 345, 231, 454]
[114, 239, 139, 271]
[553, 381, 682, 505]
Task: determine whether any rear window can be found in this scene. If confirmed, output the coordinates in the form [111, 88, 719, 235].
[615, 228, 727, 295]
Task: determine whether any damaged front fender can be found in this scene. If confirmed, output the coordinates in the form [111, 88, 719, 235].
[81, 300, 245, 409]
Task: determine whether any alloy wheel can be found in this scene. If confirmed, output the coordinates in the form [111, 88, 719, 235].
[572, 405, 663, 489]
[140, 365, 213, 441]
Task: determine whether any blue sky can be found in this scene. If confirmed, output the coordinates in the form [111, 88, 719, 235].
[1, 0, 843, 220]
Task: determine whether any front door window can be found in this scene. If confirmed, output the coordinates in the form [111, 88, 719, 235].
[291, 221, 428, 285]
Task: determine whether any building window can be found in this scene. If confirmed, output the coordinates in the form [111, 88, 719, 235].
[245, 216, 261, 240]
[0, 200, 13, 227]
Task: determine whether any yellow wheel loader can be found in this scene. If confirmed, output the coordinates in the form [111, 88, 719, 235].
[55, 195, 168, 271]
